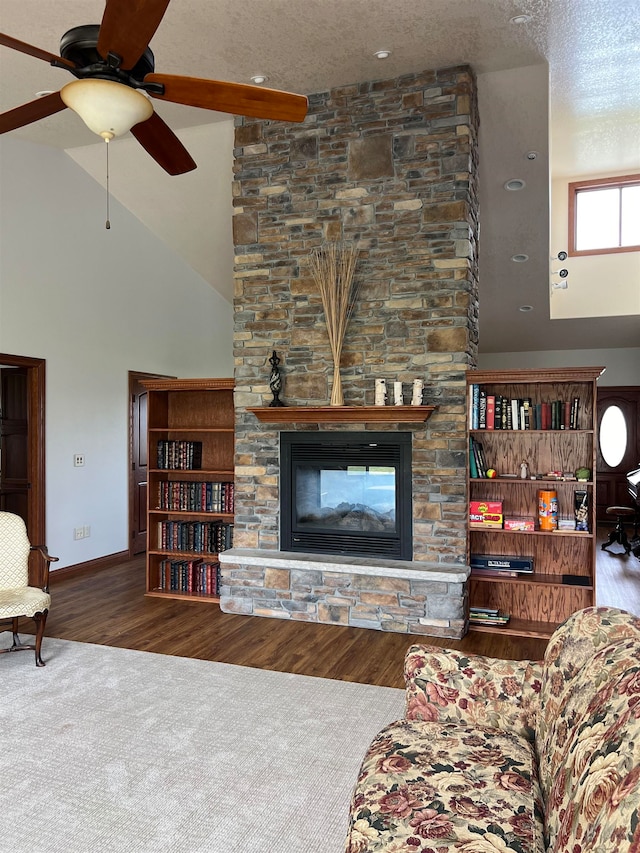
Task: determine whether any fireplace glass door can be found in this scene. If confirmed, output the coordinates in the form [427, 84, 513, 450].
[280, 432, 412, 560]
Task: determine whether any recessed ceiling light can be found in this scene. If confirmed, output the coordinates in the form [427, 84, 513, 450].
[519, 305, 534, 312]
[504, 178, 526, 191]
[510, 14, 532, 24]
[525, 150, 539, 161]
[511, 253, 529, 263]
[374, 50, 391, 60]
[36, 90, 55, 97]
[250, 75, 268, 85]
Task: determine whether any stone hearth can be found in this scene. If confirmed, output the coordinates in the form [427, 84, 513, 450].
[221, 66, 479, 638]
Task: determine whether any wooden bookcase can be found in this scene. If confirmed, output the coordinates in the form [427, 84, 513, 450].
[141, 378, 235, 603]
[466, 367, 604, 638]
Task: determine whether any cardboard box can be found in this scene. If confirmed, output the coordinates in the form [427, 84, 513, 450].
[469, 500, 503, 528]
[504, 516, 536, 531]
[471, 553, 534, 573]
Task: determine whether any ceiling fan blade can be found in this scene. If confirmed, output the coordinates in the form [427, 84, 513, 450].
[130, 112, 197, 175]
[0, 92, 67, 134]
[146, 74, 308, 123]
[0, 33, 76, 69]
[97, 0, 171, 70]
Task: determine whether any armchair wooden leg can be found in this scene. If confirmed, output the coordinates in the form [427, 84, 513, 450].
[11, 616, 21, 649]
[32, 610, 48, 667]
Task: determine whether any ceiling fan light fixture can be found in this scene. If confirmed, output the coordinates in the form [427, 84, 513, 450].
[60, 79, 153, 140]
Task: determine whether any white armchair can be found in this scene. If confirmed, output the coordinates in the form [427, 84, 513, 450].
[0, 511, 58, 666]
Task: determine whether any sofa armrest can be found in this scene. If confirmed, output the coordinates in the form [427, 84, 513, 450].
[404, 644, 543, 742]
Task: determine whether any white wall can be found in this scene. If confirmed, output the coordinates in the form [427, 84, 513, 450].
[0, 137, 233, 568]
[478, 348, 640, 386]
[550, 171, 640, 320]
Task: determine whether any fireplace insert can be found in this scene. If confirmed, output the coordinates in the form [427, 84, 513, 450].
[280, 431, 412, 560]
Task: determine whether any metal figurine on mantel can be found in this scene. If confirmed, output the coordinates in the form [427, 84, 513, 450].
[268, 351, 285, 407]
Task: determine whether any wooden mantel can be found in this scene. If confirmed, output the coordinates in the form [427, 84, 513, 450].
[248, 405, 437, 424]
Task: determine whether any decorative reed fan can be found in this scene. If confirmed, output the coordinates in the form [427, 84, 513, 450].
[0, 0, 307, 175]
[309, 241, 361, 406]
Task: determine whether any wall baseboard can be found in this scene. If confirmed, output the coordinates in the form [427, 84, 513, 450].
[49, 550, 130, 582]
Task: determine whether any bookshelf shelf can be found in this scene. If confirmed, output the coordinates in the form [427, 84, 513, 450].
[466, 366, 604, 639]
[471, 571, 593, 589]
[149, 511, 234, 520]
[470, 527, 594, 539]
[469, 617, 559, 639]
[142, 378, 235, 603]
[145, 589, 220, 604]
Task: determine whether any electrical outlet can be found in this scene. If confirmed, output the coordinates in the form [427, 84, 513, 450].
[74, 454, 85, 467]
[74, 527, 85, 540]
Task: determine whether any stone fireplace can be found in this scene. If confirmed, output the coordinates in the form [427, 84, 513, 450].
[219, 66, 479, 639]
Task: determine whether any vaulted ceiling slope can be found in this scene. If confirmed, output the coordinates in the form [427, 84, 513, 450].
[1, 1, 639, 352]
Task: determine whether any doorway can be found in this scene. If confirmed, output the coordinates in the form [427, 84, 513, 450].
[0, 354, 46, 545]
[596, 386, 640, 523]
[128, 371, 173, 556]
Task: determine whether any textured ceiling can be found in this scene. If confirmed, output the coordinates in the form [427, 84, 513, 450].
[1, 0, 639, 352]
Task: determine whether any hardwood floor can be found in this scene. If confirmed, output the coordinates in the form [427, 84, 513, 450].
[40, 529, 639, 689]
[42, 557, 544, 689]
[595, 526, 640, 615]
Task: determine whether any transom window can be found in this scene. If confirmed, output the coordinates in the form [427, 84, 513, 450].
[568, 174, 640, 256]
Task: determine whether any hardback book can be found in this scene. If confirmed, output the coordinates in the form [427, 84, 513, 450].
[486, 395, 495, 429]
[494, 396, 503, 430]
[469, 437, 479, 478]
[471, 567, 519, 578]
[478, 389, 487, 429]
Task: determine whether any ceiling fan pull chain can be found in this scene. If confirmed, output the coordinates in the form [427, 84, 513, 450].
[105, 137, 111, 230]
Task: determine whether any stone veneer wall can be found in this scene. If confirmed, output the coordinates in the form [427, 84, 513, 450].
[223, 66, 479, 636]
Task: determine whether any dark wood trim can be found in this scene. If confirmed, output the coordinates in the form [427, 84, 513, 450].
[128, 371, 175, 559]
[49, 550, 130, 583]
[141, 377, 235, 392]
[0, 353, 46, 547]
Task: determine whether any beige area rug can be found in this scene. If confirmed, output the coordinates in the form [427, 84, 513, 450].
[0, 634, 404, 853]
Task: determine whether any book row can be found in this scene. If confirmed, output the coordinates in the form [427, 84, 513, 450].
[469, 606, 510, 627]
[157, 558, 220, 595]
[156, 440, 203, 470]
[157, 521, 234, 554]
[469, 385, 581, 430]
[157, 481, 234, 513]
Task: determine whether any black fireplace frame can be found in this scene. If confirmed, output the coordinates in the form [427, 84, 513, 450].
[280, 431, 413, 560]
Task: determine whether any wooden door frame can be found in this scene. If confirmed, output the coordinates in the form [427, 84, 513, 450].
[0, 353, 46, 546]
[128, 371, 174, 558]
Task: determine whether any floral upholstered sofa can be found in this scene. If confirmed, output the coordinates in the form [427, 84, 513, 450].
[344, 606, 640, 852]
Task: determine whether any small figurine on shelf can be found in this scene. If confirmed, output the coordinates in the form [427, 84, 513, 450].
[520, 460, 529, 479]
[411, 378, 424, 406]
[374, 378, 387, 406]
[268, 350, 285, 407]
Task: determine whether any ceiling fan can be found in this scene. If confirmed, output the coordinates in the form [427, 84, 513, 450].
[0, 0, 308, 175]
